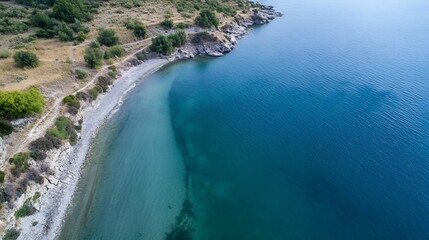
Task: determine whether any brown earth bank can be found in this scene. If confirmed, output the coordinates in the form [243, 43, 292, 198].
[0, 0, 281, 238]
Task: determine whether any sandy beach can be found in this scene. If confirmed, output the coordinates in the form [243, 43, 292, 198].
[17, 58, 169, 240]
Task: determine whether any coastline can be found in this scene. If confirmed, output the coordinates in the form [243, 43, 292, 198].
[5, 4, 282, 239]
[18, 59, 169, 239]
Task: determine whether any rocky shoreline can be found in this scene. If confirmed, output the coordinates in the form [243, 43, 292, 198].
[1, 4, 281, 239]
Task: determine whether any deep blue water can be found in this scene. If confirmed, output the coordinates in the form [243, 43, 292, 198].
[62, 0, 429, 239]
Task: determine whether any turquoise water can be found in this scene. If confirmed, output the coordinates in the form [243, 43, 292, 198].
[62, 0, 429, 239]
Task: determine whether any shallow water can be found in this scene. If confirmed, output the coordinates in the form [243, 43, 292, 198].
[62, 0, 429, 239]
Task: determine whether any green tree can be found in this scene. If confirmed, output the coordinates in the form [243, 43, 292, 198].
[168, 31, 186, 47]
[150, 35, 174, 55]
[195, 9, 219, 28]
[97, 29, 119, 47]
[13, 51, 39, 68]
[52, 0, 86, 23]
[0, 120, 13, 137]
[56, 22, 74, 41]
[0, 87, 45, 119]
[133, 22, 147, 38]
[84, 46, 103, 68]
[161, 18, 174, 29]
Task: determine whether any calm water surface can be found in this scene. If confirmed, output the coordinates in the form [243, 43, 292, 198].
[61, 0, 429, 239]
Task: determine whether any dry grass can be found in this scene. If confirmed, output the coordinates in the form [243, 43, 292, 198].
[0, 0, 244, 92]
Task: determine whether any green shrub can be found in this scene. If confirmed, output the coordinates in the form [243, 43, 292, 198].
[104, 45, 125, 59]
[97, 29, 119, 47]
[150, 35, 174, 55]
[35, 28, 56, 38]
[76, 31, 86, 43]
[0, 87, 45, 119]
[48, 116, 74, 140]
[0, 18, 29, 34]
[108, 70, 117, 79]
[96, 76, 112, 92]
[0, 120, 13, 137]
[29, 11, 58, 29]
[14, 199, 36, 218]
[176, 22, 190, 29]
[132, 21, 147, 38]
[74, 69, 88, 79]
[52, 0, 88, 23]
[70, 19, 89, 33]
[136, 52, 144, 61]
[108, 65, 117, 72]
[76, 91, 89, 101]
[2, 228, 20, 240]
[195, 9, 219, 28]
[63, 95, 80, 115]
[13, 51, 39, 68]
[0, 50, 10, 59]
[89, 40, 100, 48]
[9, 152, 30, 169]
[84, 46, 103, 68]
[0, 171, 4, 184]
[161, 18, 174, 29]
[30, 150, 47, 161]
[168, 31, 186, 47]
[30, 137, 54, 151]
[87, 88, 99, 101]
[56, 22, 74, 42]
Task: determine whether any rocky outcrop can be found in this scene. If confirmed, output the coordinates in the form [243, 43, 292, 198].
[185, 6, 282, 58]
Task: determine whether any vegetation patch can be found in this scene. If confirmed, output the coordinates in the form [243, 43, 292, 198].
[0, 50, 10, 59]
[14, 51, 40, 68]
[63, 94, 81, 115]
[14, 199, 36, 218]
[0, 87, 45, 119]
[195, 9, 219, 28]
[151, 31, 187, 55]
[9, 152, 30, 170]
[104, 45, 125, 59]
[84, 45, 103, 68]
[2, 228, 20, 240]
[74, 69, 88, 80]
[0, 120, 13, 137]
[124, 20, 147, 39]
[97, 28, 119, 47]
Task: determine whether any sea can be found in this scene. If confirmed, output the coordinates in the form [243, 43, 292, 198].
[60, 0, 429, 239]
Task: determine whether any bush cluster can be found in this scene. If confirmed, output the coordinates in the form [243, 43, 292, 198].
[13, 51, 39, 68]
[104, 45, 125, 59]
[125, 20, 147, 39]
[176, 22, 190, 29]
[174, 0, 237, 17]
[74, 69, 88, 80]
[150, 31, 187, 55]
[84, 44, 103, 68]
[52, 0, 90, 23]
[0, 50, 9, 59]
[14, 199, 37, 218]
[9, 152, 30, 170]
[97, 29, 119, 47]
[195, 9, 219, 28]
[30, 10, 89, 42]
[63, 94, 80, 115]
[30, 116, 77, 161]
[161, 18, 174, 29]
[0, 120, 13, 137]
[0, 87, 45, 119]
[2, 228, 20, 240]
[0, 18, 29, 34]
